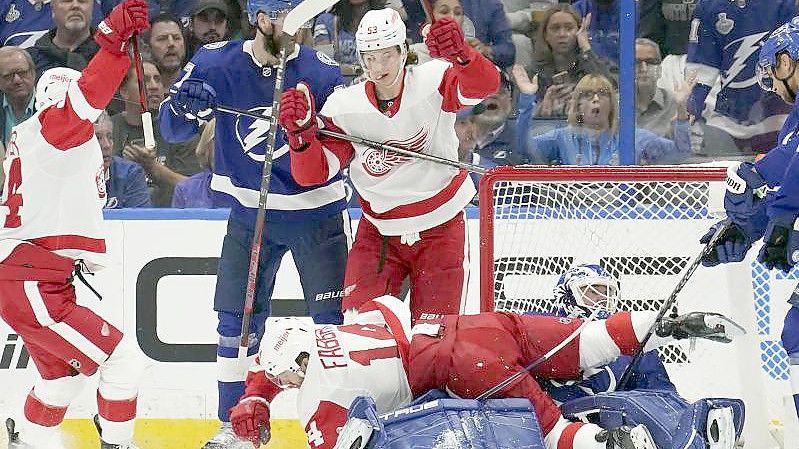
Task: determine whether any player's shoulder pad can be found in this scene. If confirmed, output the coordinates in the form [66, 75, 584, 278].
[191, 39, 244, 63]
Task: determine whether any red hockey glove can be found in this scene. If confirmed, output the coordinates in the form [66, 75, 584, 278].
[230, 396, 271, 445]
[425, 17, 470, 65]
[94, 0, 150, 55]
[278, 82, 319, 152]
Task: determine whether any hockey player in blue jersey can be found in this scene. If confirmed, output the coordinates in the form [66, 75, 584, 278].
[686, 0, 795, 156]
[541, 264, 744, 449]
[158, 0, 349, 447]
[700, 16, 799, 422]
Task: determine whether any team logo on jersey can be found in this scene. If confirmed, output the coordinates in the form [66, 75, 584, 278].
[68, 359, 81, 370]
[316, 51, 339, 67]
[361, 128, 428, 177]
[5, 3, 20, 22]
[715, 13, 734, 35]
[95, 164, 107, 199]
[262, 66, 272, 77]
[203, 41, 228, 50]
[234, 106, 274, 162]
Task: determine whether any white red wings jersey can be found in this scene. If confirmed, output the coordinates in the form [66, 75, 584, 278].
[0, 51, 131, 270]
[294, 48, 500, 235]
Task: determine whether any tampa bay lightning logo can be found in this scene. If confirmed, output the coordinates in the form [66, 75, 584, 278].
[234, 106, 274, 162]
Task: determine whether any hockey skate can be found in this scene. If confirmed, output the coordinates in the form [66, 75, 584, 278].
[92, 415, 141, 449]
[656, 312, 745, 343]
[706, 406, 737, 449]
[595, 424, 657, 449]
[201, 422, 255, 449]
[6, 418, 33, 449]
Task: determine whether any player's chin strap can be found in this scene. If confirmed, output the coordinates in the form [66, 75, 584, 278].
[72, 260, 103, 301]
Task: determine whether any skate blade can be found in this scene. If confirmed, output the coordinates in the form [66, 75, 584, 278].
[704, 315, 747, 341]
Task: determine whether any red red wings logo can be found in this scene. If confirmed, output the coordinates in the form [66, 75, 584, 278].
[361, 128, 428, 177]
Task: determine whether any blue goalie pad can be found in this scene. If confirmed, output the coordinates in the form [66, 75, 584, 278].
[561, 390, 744, 449]
[344, 390, 546, 449]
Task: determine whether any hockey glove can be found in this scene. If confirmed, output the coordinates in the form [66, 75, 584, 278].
[724, 162, 767, 222]
[169, 78, 216, 121]
[94, 0, 149, 55]
[230, 396, 271, 445]
[758, 212, 799, 272]
[425, 17, 470, 65]
[278, 82, 319, 152]
[700, 217, 766, 267]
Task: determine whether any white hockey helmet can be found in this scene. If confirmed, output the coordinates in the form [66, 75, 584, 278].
[259, 317, 314, 388]
[35, 67, 81, 111]
[355, 8, 407, 81]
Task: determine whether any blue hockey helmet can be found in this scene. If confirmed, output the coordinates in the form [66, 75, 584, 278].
[757, 16, 799, 92]
[554, 264, 620, 320]
[246, 0, 301, 24]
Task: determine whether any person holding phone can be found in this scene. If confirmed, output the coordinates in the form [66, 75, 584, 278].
[525, 4, 613, 119]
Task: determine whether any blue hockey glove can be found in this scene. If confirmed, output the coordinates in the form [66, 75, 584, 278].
[758, 213, 799, 273]
[700, 219, 764, 266]
[724, 162, 767, 222]
[169, 78, 216, 121]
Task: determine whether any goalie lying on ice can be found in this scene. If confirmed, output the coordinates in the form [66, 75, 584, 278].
[228, 295, 743, 449]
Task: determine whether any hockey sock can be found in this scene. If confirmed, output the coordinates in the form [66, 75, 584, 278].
[545, 418, 607, 449]
[96, 391, 137, 444]
[18, 375, 86, 446]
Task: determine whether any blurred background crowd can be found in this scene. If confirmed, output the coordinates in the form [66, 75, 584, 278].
[1, 0, 796, 208]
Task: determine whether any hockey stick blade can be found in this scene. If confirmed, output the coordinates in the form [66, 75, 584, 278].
[283, 0, 340, 36]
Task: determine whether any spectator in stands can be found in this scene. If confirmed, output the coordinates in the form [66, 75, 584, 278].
[571, 0, 619, 63]
[408, 0, 478, 65]
[187, 0, 229, 57]
[146, 13, 187, 89]
[0, 47, 36, 147]
[172, 119, 215, 208]
[313, 0, 386, 84]
[634, 38, 694, 144]
[516, 73, 690, 165]
[96, 111, 152, 208]
[1, 0, 113, 47]
[469, 70, 524, 167]
[402, 0, 515, 68]
[637, 0, 695, 59]
[531, 4, 612, 120]
[113, 59, 202, 206]
[26, 0, 100, 77]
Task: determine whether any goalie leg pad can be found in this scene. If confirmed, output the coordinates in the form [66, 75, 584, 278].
[781, 305, 799, 417]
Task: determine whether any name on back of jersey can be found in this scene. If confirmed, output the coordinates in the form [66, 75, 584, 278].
[317, 326, 346, 369]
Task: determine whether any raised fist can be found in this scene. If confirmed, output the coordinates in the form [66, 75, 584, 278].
[94, 0, 150, 55]
[425, 17, 469, 64]
[278, 82, 319, 151]
[230, 396, 271, 445]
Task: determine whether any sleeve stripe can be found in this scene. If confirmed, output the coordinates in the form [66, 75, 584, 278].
[67, 80, 103, 122]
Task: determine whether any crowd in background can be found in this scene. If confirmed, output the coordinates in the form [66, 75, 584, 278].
[1, 0, 797, 208]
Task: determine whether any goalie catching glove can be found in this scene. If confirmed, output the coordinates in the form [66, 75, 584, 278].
[229, 396, 271, 445]
[94, 0, 150, 55]
[278, 82, 319, 152]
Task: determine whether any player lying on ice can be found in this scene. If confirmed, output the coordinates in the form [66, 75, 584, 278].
[228, 294, 744, 449]
[537, 264, 744, 449]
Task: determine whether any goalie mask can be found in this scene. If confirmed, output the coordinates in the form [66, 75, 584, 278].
[35, 67, 81, 111]
[554, 264, 620, 320]
[259, 317, 314, 388]
[355, 8, 407, 85]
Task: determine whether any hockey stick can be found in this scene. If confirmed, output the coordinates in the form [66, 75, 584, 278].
[131, 34, 155, 149]
[206, 104, 487, 174]
[237, 0, 341, 362]
[616, 221, 732, 390]
[475, 307, 602, 401]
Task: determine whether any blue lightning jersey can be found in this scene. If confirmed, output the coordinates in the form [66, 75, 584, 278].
[0, 0, 112, 47]
[159, 40, 347, 223]
[686, 0, 794, 137]
[755, 100, 799, 217]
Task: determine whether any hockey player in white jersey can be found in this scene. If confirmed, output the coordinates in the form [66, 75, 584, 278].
[278, 8, 500, 323]
[228, 295, 743, 449]
[0, 1, 151, 448]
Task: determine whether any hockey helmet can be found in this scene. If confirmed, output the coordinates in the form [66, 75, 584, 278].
[355, 8, 407, 75]
[554, 264, 620, 320]
[757, 16, 799, 92]
[35, 67, 81, 111]
[259, 317, 314, 388]
[246, 0, 301, 25]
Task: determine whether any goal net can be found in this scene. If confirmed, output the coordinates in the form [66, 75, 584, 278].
[478, 165, 793, 448]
